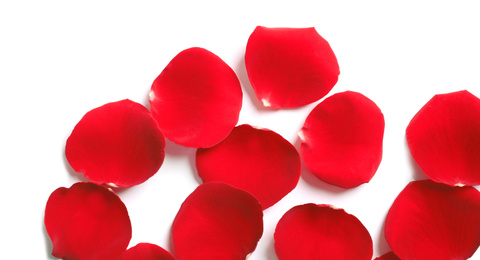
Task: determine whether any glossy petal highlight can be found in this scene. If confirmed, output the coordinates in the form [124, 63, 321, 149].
[245, 26, 339, 108]
[300, 91, 385, 188]
[196, 124, 301, 209]
[44, 182, 132, 260]
[121, 243, 176, 260]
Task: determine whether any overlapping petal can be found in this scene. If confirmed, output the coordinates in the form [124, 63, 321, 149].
[65, 99, 165, 188]
[172, 182, 263, 260]
[149, 47, 242, 148]
[245, 26, 339, 108]
[406, 90, 480, 186]
[44, 182, 132, 260]
[120, 243, 176, 260]
[385, 180, 480, 260]
[300, 91, 385, 188]
[196, 124, 301, 209]
[274, 203, 373, 260]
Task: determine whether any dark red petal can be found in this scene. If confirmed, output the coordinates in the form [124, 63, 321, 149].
[120, 243, 176, 260]
[172, 182, 263, 260]
[300, 91, 385, 188]
[66, 99, 165, 188]
[44, 182, 132, 260]
[149, 47, 242, 148]
[245, 26, 339, 108]
[374, 252, 401, 260]
[406, 90, 480, 186]
[274, 204, 373, 260]
[196, 124, 301, 209]
[385, 180, 480, 260]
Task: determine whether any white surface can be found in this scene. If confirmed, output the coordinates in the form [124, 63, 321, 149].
[1, 1, 480, 259]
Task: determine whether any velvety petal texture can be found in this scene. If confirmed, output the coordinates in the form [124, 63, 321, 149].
[120, 243, 176, 260]
[245, 26, 339, 108]
[374, 252, 401, 260]
[44, 182, 132, 260]
[172, 182, 263, 260]
[66, 99, 165, 188]
[300, 91, 385, 188]
[385, 180, 480, 260]
[196, 124, 301, 209]
[406, 90, 480, 186]
[149, 47, 242, 148]
[274, 204, 373, 260]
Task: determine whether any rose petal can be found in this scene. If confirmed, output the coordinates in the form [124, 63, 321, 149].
[120, 243, 176, 260]
[374, 252, 401, 260]
[385, 180, 480, 260]
[406, 90, 480, 186]
[172, 182, 263, 260]
[300, 91, 385, 188]
[245, 26, 339, 108]
[44, 182, 132, 260]
[149, 47, 242, 148]
[65, 99, 165, 188]
[196, 124, 301, 209]
[274, 203, 373, 260]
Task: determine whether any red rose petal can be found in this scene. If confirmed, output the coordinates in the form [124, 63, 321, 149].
[374, 252, 401, 260]
[196, 124, 301, 209]
[66, 99, 165, 188]
[406, 90, 480, 186]
[120, 243, 176, 260]
[172, 182, 263, 260]
[245, 26, 340, 108]
[149, 47, 242, 148]
[274, 203, 373, 260]
[385, 180, 480, 260]
[299, 91, 385, 188]
[44, 182, 132, 260]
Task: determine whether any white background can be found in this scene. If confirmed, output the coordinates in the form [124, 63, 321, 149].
[1, 1, 480, 259]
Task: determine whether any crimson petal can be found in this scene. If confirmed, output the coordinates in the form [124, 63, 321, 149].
[149, 47, 242, 148]
[374, 252, 401, 260]
[44, 182, 132, 260]
[245, 26, 339, 108]
[66, 99, 165, 188]
[406, 90, 480, 186]
[274, 204, 373, 260]
[196, 124, 301, 209]
[299, 91, 385, 188]
[120, 243, 176, 260]
[385, 180, 480, 260]
[172, 182, 263, 260]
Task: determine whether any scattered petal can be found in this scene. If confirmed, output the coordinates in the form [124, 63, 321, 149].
[406, 90, 480, 186]
[65, 99, 165, 188]
[150, 47, 242, 148]
[385, 180, 480, 260]
[44, 182, 132, 260]
[274, 203, 373, 260]
[121, 243, 176, 260]
[374, 252, 401, 260]
[245, 26, 339, 108]
[196, 124, 301, 209]
[300, 91, 385, 188]
[172, 182, 263, 260]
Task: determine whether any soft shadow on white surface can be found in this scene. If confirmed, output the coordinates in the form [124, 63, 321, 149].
[404, 138, 429, 181]
[265, 237, 278, 260]
[164, 138, 202, 185]
[42, 219, 56, 259]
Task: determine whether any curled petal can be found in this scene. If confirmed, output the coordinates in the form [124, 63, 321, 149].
[149, 47, 242, 148]
[385, 180, 480, 260]
[274, 204, 373, 260]
[300, 91, 385, 188]
[44, 182, 132, 260]
[406, 90, 480, 186]
[120, 243, 176, 260]
[245, 26, 339, 108]
[172, 182, 263, 260]
[374, 252, 401, 260]
[66, 99, 165, 188]
[196, 124, 301, 209]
